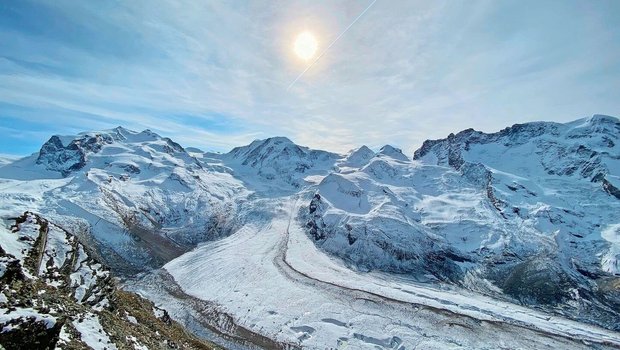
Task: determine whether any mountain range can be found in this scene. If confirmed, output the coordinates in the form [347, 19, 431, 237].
[1, 114, 619, 349]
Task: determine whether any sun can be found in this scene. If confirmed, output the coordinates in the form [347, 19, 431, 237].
[294, 31, 318, 61]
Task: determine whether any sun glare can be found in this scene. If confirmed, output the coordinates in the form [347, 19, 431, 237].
[294, 31, 318, 61]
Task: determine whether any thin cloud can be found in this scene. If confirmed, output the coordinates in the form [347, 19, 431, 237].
[0, 0, 618, 156]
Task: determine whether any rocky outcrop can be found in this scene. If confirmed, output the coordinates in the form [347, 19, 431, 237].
[306, 193, 327, 241]
[0, 212, 218, 349]
[603, 177, 620, 200]
[36, 135, 86, 176]
[36, 133, 115, 176]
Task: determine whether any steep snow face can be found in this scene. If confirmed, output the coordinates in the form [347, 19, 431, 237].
[304, 115, 620, 330]
[217, 136, 340, 190]
[378, 145, 409, 161]
[412, 115, 620, 278]
[338, 145, 375, 168]
[0, 127, 250, 272]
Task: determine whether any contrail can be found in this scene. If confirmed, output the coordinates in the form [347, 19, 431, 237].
[287, 0, 378, 91]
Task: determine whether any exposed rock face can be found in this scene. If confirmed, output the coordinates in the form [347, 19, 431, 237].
[36, 133, 122, 176]
[36, 135, 87, 176]
[0, 312, 63, 350]
[603, 177, 620, 199]
[306, 193, 327, 241]
[0, 212, 217, 349]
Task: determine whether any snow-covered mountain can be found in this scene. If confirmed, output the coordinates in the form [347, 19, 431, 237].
[306, 114, 620, 330]
[215, 136, 339, 191]
[1, 115, 619, 348]
[0, 127, 250, 272]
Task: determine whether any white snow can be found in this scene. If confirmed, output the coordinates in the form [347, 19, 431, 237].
[152, 307, 165, 319]
[601, 224, 620, 274]
[72, 312, 117, 350]
[126, 312, 138, 325]
[0, 307, 57, 332]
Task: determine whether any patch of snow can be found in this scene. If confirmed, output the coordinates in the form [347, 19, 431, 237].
[601, 224, 620, 274]
[72, 313, 117, 350]
[0, 307, 57, 332]
[126, 312, 138, 325]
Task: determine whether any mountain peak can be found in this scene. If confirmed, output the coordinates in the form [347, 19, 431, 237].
[229, 136, 300, 159]
[340, 145, 375, 167]
[223, 136, 339, 187]
[378, 145, 409, 161]
[590, 114, 619, 124]
[113, 125, 130, 132]
[356, 145, 373, 153]
[30, 127, 195, 177]
[262, 136, 294, 144]
[413, 115, 619, 182]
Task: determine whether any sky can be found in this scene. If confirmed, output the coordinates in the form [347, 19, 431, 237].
[1, 0, 619, 156]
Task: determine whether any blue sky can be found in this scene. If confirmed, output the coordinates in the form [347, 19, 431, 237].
[1, 0, 619, 156]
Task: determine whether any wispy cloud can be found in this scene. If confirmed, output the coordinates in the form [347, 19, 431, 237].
[1, 0, 619, 156]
